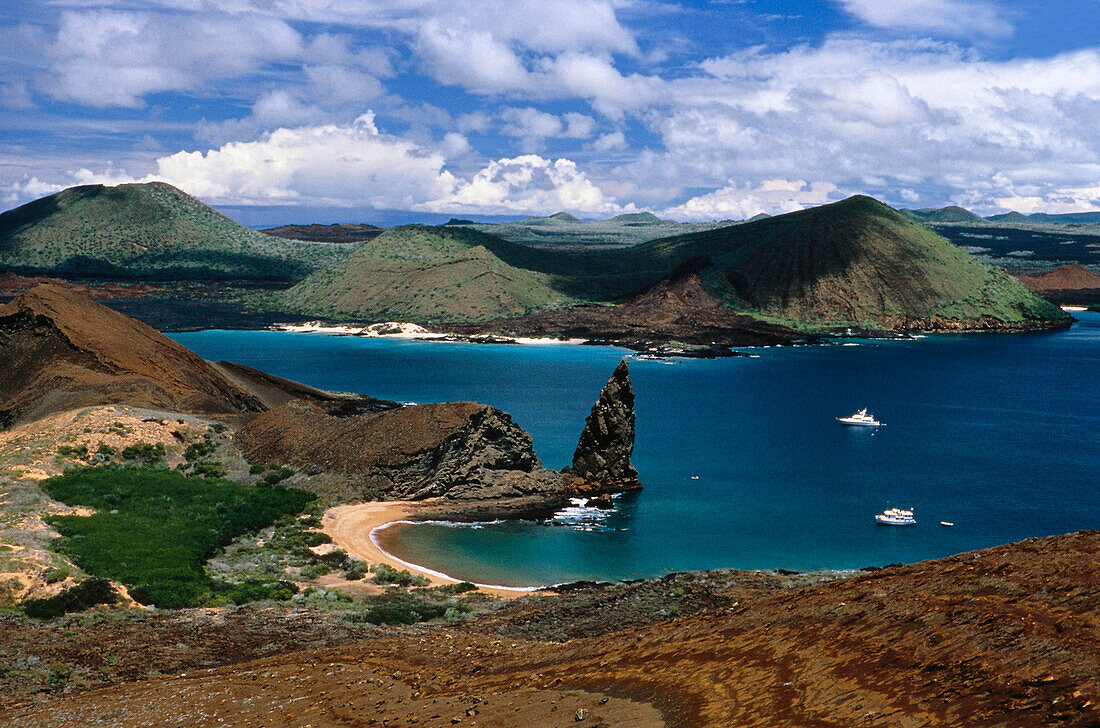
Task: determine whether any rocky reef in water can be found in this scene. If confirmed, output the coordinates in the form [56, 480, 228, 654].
[563, 358, 642, 501]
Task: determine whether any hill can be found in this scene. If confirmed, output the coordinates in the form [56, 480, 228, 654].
[903, 205, 984, 223]
[567, 195, 1069, 330]
[267, 225, 578, 322]
[607, 212, 662, 224]
[1017, 263, 1100, 292]
[0, 183, 349, 281]
[520, 211, 581, 225]
[267, 196, 1069, 332]
[259, 223, 383, 244]
[988, 210, 1030, 222]
[0, 284, 389, 427]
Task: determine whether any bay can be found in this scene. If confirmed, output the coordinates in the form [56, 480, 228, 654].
[172, 312, 1100, 587]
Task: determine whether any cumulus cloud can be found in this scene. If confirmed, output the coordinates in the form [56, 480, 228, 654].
[834, 0, 1013, 38]
[499, 108, 597, 149]
[76, 114, 456, 207]
[420, 154, 630, 215]
[57, 116, 627, 216]
[639, 39, 1100, 213]
[47, 10, 303, 107]
[664, 180, 840, 220]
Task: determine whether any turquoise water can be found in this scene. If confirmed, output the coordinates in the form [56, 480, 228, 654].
[173, 313, 1100, 586]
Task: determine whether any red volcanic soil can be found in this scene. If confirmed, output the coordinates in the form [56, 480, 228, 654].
[5, 530, 1098, 727]
[1017, 263, 1100, 292]
[0, 272, 159, 299]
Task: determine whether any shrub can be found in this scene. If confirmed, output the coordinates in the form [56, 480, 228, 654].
[44, 567, 73, 584]
[95, 444, 116, 461]
[260, 466, 295, 487]
[119, 442, 166, 466]
[41, 467, 313, 608]
[371, 563, 430, 588]
[215, 579, 298, 605]
[348, 591, 469, 625]
[184, 441, 215, 462]
[249, 464, 265, 475]
[57, 444, 89, 459]
[440, 581, 478, 595]
[300, 564, 332, 579]
[190, 461, 226, 479]
[23, 578, 119, 619]
[342, 560, 369, 580]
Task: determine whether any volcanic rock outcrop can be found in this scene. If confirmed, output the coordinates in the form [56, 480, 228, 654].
[567, 359, 639, 493]
[235, 400, 562, 501]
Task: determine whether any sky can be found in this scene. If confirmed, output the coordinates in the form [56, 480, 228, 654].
[1, 0, 1099, 225]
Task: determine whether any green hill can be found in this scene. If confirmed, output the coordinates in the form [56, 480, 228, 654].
[267, 196, 1067, 331]
[267, 226, 578, 322]
[608, 212, 662, 224]
[0, 182, 349, 281]
[903, 206, 984, 223]
[520, 211, 581, 225]
[606, 196, 1066, 328]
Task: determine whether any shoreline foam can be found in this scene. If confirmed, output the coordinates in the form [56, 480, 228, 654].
[322, 502, 539, 598]
[272, 321, 587, 346]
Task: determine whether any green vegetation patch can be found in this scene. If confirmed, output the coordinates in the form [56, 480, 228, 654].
[41, 467, 313, 608]
[23, 577, 119, 620]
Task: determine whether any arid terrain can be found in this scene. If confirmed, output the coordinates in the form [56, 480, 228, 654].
[2, 531, 1097, 727]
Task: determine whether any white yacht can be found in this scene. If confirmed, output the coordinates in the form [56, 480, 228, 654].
[837, 408, 883, 427]
[875, 507, 916, 525]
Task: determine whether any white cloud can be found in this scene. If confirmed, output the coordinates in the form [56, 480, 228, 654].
[591, 130, 627, 151]
[47, 10, 303, 107]
[633, 39, 1100, 213]
[53, 116, 627, 216]
[416, 17, 532, 93]
[420, 155, 630, 215]
[76, 114, 456, 207]
[499, 108, 597, 147]
[1, 177, 67, 205]
[834, 0, 1013, 38]
[664, 180, 839, 220]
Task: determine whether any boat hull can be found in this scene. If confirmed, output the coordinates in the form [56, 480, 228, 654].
[875, 515, 916, 525]
[837, 419, 883, 427]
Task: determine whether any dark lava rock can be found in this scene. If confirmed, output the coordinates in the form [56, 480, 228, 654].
[568, 359, 639, 492]
[235, 400, 563, 501]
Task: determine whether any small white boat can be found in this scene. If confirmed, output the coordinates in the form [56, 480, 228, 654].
[875, 507, 915, 525]
[837, 408, 884, 427]
[940, 521, 954, 527]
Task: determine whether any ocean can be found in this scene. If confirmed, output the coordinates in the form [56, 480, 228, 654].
[172, 312, 1100, 587]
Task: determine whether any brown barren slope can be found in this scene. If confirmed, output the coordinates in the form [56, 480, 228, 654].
[0, 283, 266, 426]
[8, 531, 1098, 727]
[1017, 263, 1100, 292]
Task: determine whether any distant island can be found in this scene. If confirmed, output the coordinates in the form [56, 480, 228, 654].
[0, 183, 1075, 347]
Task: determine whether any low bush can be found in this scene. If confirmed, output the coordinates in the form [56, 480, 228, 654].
[371, 563, 430, 588]
[42, 467, 313, 608]
[119, 442, 166, 466]
[348, 590, 470, 625]
[57, 444, 88, 459]
[342, 560, 370, 580]
[260, 466, 295, 487]
[23, 578, 119, 619]
[300, 564, 332, 579]
[214, 579, 298, 605]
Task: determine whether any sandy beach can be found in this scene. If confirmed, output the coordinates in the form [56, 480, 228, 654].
[322, 501, 538, 599]
[273, 321, 587, 346]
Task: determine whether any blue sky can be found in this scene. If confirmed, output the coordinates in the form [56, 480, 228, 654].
[1, 0, 1099, 224]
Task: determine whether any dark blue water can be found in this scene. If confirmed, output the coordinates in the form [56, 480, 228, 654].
[172, 313, 1100, 586]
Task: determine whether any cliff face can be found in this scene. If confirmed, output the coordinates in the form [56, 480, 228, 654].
[569, 359, 639, 492]
[235, 400, 563, 501]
